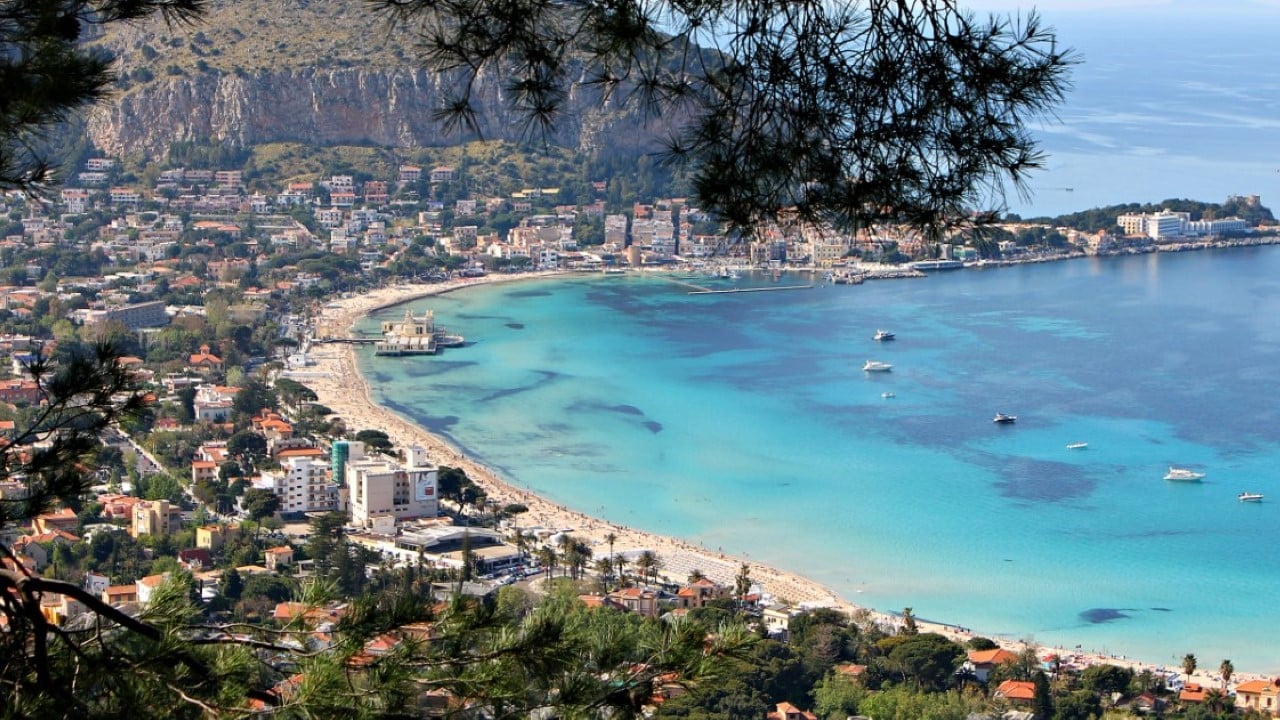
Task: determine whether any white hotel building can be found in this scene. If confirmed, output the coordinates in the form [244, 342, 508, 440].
[346, 444, 439, 531]
[1118, 211, 1248, 240]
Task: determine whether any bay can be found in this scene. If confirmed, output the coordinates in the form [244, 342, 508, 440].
[357, 247, 1280, 672]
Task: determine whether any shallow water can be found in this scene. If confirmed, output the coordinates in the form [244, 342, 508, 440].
[358, 248, 1280, 672]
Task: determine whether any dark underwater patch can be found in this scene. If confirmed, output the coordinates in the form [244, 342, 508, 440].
[992, 457, 1096, 502]
[505, 322, 525, 329]
[642, 421, 663, 433]
[479, 370, 562, 402]
[506, 289, 553, 298]
[1079, 608, 1131, 624]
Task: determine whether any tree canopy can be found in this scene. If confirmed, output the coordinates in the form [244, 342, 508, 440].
[0, 0, 207, 192]
[373, 0, 1073, 232]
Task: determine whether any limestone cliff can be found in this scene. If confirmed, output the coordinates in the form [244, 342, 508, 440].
[83, 0, 664, 160]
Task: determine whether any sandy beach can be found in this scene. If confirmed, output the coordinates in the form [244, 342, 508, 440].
[297, 273, 1268, 688]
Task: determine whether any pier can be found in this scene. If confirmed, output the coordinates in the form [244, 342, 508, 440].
[687, 284, 814, 295]
[650, 273, 813, 295]
[314, 308, 466, 356]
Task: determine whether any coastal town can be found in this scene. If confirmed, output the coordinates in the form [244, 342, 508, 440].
[2, 153, 1278, 717]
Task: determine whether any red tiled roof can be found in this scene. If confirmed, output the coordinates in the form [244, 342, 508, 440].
[996, 680, 1037, 701]
[969, 648, 1018, 665]
[1236, 680, 1271, 694]
[1180, 683, 1208, 703]
[277, 447, 322, 458]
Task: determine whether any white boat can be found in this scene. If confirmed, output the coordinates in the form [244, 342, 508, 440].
[993, 412, 1017, 424]
[1164, 466, 1206, 482]
[1066, 442, 1088, 450]
[863, 360, 893, 372]
[881, 392, 895, 399]
[1238, 492, 1264, 502]
[873, 329, 896, 341]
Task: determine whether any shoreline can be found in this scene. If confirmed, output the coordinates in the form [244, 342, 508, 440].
[298, 270, 1271, 688]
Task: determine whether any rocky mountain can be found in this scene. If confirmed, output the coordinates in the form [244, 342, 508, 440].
[84, 0, 667, 161]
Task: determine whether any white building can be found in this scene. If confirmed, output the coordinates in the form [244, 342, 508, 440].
[256, 454, 343, 514]
[1185, 217, 1247, 236]
[347, 445, 439, 530]
[1117, 211, 1191, 240]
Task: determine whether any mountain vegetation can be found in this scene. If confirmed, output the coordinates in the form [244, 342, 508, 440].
[1023, 197, 1276, 233]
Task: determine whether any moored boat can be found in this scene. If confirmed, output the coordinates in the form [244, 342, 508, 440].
[1067, 442, 1088, 450]
[873, 329, 896, 341]
[863, 360, 893, 372]
[993, 412, 1017, 424]
[1164, 466, 1206, 482]
[1239, 491, 1264, 502]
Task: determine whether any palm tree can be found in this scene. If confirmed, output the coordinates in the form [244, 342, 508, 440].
[555, 534, 573, 578]
[571, 539, 592, 580]
[688, 569, 706, 583]
[635, 551, 659, 586]
[1182, 653, 1198, 685]
[604, 531, 617, 588]
[512, 529, 527, 567]
[1219, 659, 1234, 691]
[538, 546, 557, 578]
[593, 557, 614, 584]
[734, 563, 752, 606]
[1203, 688, 1230, 713]
[613, 555, 629, 587]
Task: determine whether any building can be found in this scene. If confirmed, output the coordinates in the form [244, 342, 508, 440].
[347, 446, 438, 529]
[965, 648, 1019, 683]
[132, 500, 175, 538]
[187, 344, 223, 373]
[331, 440, 356, 488]
[193, 384, 237, 423]
[607, 587, 659, 617]
[135, 573, 170, 605]
[994, 680, 1037, 705]
[264, 546, 294, 571]
[196, 523, 240, 552]
[192, 460, 218, 487]
[1233, 679, 1280, 715]
[82, 300, 169, 330]
[766, 702, 818, 720]
[675, 577, 728, 609]
[1118, 210, 1248, 240]
[1117, 211, 1188, 240]
[33, 508, 79, 534]
[256, 452, 342, 514]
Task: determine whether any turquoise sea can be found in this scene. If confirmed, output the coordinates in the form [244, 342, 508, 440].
[356, 248, 1280, 673]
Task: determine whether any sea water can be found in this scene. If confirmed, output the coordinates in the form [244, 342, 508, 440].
[357, 248, 1280, 672]
[977, 5, 1280, 218]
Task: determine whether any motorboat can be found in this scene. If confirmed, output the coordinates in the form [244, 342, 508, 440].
[1239, 492, 1264, 502]
[993, 413, 1017, 424]
[1164, 466, 1206, 482]
[873, 329, 896, 341]
[1066, 442, 1088, 450]
[862, 360, 893, 372]
[881, 392, 895, 399]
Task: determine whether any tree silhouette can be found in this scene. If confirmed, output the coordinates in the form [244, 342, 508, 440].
[373, 0, 1074, 233]
[0, 1, 206, 193]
